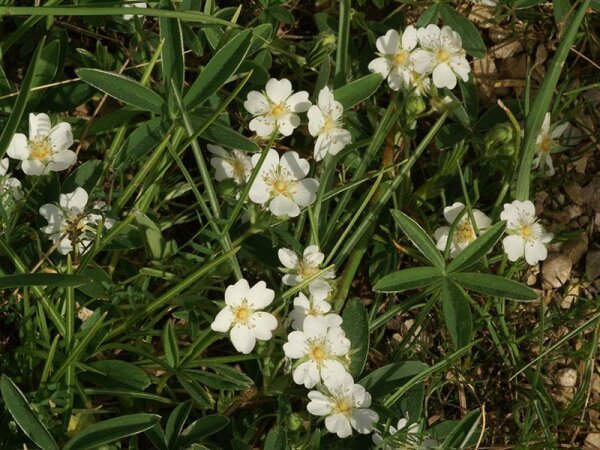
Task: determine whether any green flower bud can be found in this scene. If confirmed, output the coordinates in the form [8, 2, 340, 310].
[500, 142, 517, 156]
[486, 123, 514, 146]
[405, 95, 427, 117]
[306, 32, 337, 68]
[288, 413, 302, 431]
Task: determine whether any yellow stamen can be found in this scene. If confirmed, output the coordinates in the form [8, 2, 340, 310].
[323, 116, 334, 132]
[309, 344, 326, 362]
[270, 103, 286, 118]
[235, 305, 250, 323]
[539, 137, 552, 153]
[393, 50, 408, 66]
[29, 137, 54, 162]
[436, 49, 451, 63]
[519, 224, 532, 238]
[455, 221, 476, 244]
[333, 399, 353, 415]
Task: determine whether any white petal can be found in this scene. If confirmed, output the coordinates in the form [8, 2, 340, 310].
[265, 78, 292, 103]
[277, 115, 299, 136]
[411, 49, 436, 74]
[206, 144, 229, 157]
[321, 360, 348, 383]
[7, 134, 29, 160]
[304, 245, 323, 263]
[282, 273, 301, 286]
[249, 116, 276, 138]
[351, 409, 379, 434]
[401, 25, 418, 50]
[302, 315, 328, 340]
[246, 281, 275, 309]
[327, 327, 351, 355]
[29, 113, 52, 139]
[248, 312, 277, 340]
[39, 204, 64, 234]
[280, 151, 309, 179]
[376, 29, 399, 54]
[417, 24, 441, 48]
[524, 240, 548, 265]
[551, 122, 569, 140]
[432, 63, 457, 89]
[283, 334, 308, 359]
[49, 122, 73, 151]
[60, 187, 88, 212]
[0, 158, 8, 176]
[286, 91, 311, 113]
[317, 86, 335, 110]
[502, 235, 525, 262]
[326, 414, 353, 438]
[368, 57, 393, 78]
[307, 391, 333, 416]
[473, 210, 492, 230]
[292, 178, 318, 207]
[56, 237, 74, 255]
[307, 105, 325, 137]
[211, 307, 234, 332]
[224, 279, 250, 307]
[278, 248, 299, 269]
[249, 178, 270, 204]
[450, 58, 471, 82]
[230, 324, 256, 354]
[308, 279, 332, 299]
[22, 159, 47, 176]
[244, 91, 270, 115]
[269, 195, 300, 217]
[540, 113, 551, 135]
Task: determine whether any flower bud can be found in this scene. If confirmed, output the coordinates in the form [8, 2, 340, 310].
[306, 32, 337, 68]
[288, 413, 302, 431]
[487, 123, 514, 146]
[404, 95, 426, 117]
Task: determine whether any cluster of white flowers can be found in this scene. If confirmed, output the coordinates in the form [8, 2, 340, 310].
[369, 24, 471, 92]
[435, 200, 552, 266]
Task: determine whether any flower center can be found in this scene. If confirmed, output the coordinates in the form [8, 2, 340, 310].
[270, 103, 287, 118]
[436, 49, 451, 64]
[29, 137, 54, 162]
[234, 304, 251, 324]
[323, 115, 335, 132]
[333, 398, 353, 416]
[265, 166, 296, 198]
[393, 50, 409, 67]
[455, 220, 476, 244]
[298, 262, 319, 279]
[309, 343, 327, 362]
[232, 159, 247, 182]
[539, 136, 553, 153]
[518, 224, 533, 239]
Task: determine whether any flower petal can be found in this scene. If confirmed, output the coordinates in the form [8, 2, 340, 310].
[292, 178, 318, 207]
[502, 235, 525, 262]
[211, 307, 234, 332]
[269, 195, 300, 217]
[230, 324, 256, 354]
[244, 91, 270, 115]
[249, 312, 277, 340]
[432, 63, 457, 89]
[49, 122, 73, 151]
[225, 279, 250, 307]
[246, 281, 275, 309]
[265, 78, 292, 103]
[326, 414, 353, 438]
[29, 113, 52, 139]
[7, 134, 29, 160]
[278, 248, 299, 269]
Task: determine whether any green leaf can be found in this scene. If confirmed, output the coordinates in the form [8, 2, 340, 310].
[163, 320, 180, 368]
[447, 221, 506, 273]
[62, 160, 103, 193]
[159, 1, 184, 95]
[373, 267, 442, 293]
[0, 273, 91, 290]
[165, 401, 191, 448]
[264, 426, 286, 450]
[177, 415, 229, 448]
[341, 299, 369, 377]
[29, 39, 63, 111]
[442, 409, 482, 449]
[450, 272, 538, 301]
[184, 29, 253, 109]
[358, 361, 429, 398]
[391, 210, 446, 270]
[333, 73, 382, 109]
[77, 68, 165, 114]
[440, 278, 472, 349]
[64, 414, 160, 450]
[0, 36, 46, 159]
[85, 360, 151, 391]
[0, 376, 59, 450]
[416, 3, 440, 26]
[439, 4, 486, 58]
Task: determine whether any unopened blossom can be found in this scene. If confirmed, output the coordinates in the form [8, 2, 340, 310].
[373, 418, 439, 449]
[434, 202, 492, 257]
[0, 158, 22, 200]
[289, 292, 342, 331]
[249, 149, 318, 217]
[500, 200, 553, 265]
[244, 78, 311, 137]
[307, 87, 352, 161]
[412, 25, 470, 89]
[283, 316, 350, 388]
[207, 144, 252, 185]
[123, 2, 147, 21]
[210, 279, 277, 354]
[39, 187, 114, 255]
[307, 372, 379, 438]
[278, 245, 335, 298]
[7, 113, 76, 176]
[77, 305, 94, 322]
[532, 113, 570, 176]
[368, 27, 420, 92]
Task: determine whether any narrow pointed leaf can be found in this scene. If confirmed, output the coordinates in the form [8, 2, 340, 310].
[391, 210, 446, 269]
[333, 73, 382, 109]
[77, 68, 164, 114]
[0, 376, 59, 450]
[0, 273, 92, 290]
[440, 279, 473, 349]
[373, 267, 442, 293]
[341, 299, 369, 377]
[447, 221, 506, 273]
[165, 401, 191, 448]
[450, 272, 538, 301]
[177, 415, 229, 448]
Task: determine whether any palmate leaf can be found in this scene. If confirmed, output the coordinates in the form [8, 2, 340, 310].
[373, 267, 442, 293]
[447, 221, 506, 273]
[391, 210, 446, 270]
[450, 273, 538, 301]
[440, 278, 473, 349]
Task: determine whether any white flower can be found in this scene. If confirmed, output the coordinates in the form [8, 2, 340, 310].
[307, 371, 379, 438]
[434, 202, 492, 258]
[373, 418, 439, 449]
[207, 144, 252, 185]
[249, 149, 318, 217]
[368, 27, 420, 92]
[77, 305, 94, 322]
[412, 25, 470, 89]
[7, 113, 76, 176]
[123, 2, 147, 21]
[283, 315, 350, 388]
[0, 158, 22, 200]
[500, 200, 553, 265]
[532, 113, 569, 177]
[243, 78, 311, 137]
[278, 245, 335, 297]
[289, 292, 342, 331]
[39, 187, 115, 255]
[307, 87, 352, 161]
[210, 279, 277, 354]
